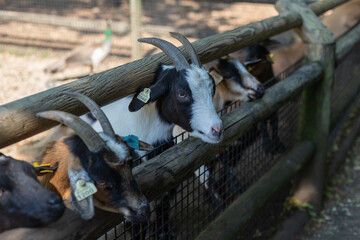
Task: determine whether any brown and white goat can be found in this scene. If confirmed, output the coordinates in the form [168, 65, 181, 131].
[36, 92, 151, 222]
[0, 153, 65, 232]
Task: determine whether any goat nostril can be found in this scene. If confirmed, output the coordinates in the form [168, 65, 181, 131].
[211, 127, 223, 139]
[257, 86, 265, 97]
[47, 197, 62, 206]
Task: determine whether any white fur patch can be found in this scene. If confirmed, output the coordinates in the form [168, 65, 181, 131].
[99, 133, 129, 163]
[230, 58, 261, 90]
[186, 65, 223, 143]
[86, 97, 174, 146]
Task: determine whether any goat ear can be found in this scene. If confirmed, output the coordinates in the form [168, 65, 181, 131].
[209, 69, 223, 85]
[68, 168, 96, 220]
[128, 77, 169, 112]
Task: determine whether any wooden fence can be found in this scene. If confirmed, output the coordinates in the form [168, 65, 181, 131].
[0, 0, 359, 239]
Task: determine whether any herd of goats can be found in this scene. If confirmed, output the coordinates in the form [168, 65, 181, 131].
[0, 0, 359, 238]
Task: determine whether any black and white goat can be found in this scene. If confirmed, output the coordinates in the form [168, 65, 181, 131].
[90, 32, 223, 146]
[0, 153, 65, 233]
[36, 92, 151, 222]
[173, 53, 265, 212]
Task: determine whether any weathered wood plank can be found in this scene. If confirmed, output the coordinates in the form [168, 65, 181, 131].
[0, 11, 302, 149]
[0, 63, 323, 240]
[276, 0, 335, 44]
[309, 0, 349, 16]
[336, 23, 360, 64]
[195, 141, 315, 240]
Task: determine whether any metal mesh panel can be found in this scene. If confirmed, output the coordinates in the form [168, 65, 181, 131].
[98, 60, 304, 240]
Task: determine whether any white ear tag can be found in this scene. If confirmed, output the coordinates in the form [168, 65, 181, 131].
[137, 88, 151, 103]
[74, 179, 97, 201]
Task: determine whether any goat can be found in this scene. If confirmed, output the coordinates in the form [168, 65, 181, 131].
[36, 92, 151, 222]
[89, 32, 223, 147]
[0, 153, 65, 233]
[173, 54, 265, 213]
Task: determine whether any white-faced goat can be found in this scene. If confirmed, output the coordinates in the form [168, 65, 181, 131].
[172, 53, 265, 213]
[89, 32, 223, 147]
[36, 92, 151, 222]
[0, 153, 65, 233]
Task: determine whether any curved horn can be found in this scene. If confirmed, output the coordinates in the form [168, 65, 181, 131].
[138, 37, 190, 71]
[63, 92, 116, 139]
[170, 32, 201, 68]
[37, 111, 105, 153]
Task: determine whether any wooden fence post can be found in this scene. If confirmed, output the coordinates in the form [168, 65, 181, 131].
[274, 0, 336, 238]
[130, 0, 142, 60]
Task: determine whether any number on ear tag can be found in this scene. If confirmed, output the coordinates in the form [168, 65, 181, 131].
[137, 88, 151, 103]
[74, 180, 97, 201]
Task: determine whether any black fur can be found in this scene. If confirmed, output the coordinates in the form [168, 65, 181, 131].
[64, 136, 149, 223]
[0, 155, 64, 232]
[129, 64, 194, 132]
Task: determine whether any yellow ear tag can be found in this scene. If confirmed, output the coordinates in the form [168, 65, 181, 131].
[74, 180, 98, 201]
[247, 66, 253, 72]
[137, 88, 151, 103]
[269, 53, 275, 62]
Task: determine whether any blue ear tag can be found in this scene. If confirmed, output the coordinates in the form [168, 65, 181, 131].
[124, 135, 140, 150]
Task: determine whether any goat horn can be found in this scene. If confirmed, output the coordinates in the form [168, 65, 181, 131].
[37, 111, 105, 153]
[63, 92, 116, 139]
[138, 37, 190, 71]
[170, 32, 201, 68]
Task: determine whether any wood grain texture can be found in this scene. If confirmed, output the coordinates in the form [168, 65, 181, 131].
[195, 141, 315, 240]
[276, 0, 335, 44]
[309, 0, 349, 16]
[0, 11, 302, 149]
[0, 62, 323, 240]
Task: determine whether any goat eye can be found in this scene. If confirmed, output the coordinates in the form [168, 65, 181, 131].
[178, 92, 187, 98]
[97, 181, 107, 187]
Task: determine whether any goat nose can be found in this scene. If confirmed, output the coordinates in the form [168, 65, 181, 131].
[47, 196, 63, 206]
[256, 85, 265, 98]
[137, 202, 151, 222]
[211, 126, 223, 140]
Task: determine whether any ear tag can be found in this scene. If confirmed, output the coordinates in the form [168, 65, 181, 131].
[124, 135, 140, 150]
[33, 162, 59, 174]
[74, 179, 98, 201]
[137, 88, 151, 103]
[247, 66, 253, 72]
[268, 53, 275, 63]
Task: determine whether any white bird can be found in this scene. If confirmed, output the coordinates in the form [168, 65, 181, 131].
[44, 21, 112, 74]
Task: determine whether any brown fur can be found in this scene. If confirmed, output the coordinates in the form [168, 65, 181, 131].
[39, 139, 72, 200]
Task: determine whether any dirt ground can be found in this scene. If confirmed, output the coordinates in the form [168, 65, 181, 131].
[294, 136, 360, 240]
[0, 1, 277, 157]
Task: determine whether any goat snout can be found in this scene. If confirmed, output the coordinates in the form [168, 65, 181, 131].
[211, 125, 223, 142]
[256, 85, 265, 98]
[47, 196, 63, 206]
[127, 201, 150, 224]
